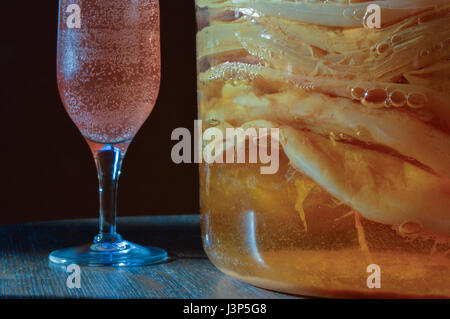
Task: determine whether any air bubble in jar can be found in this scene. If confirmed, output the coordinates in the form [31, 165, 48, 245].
[362, 88, 387, 108]
[389, 90, 407, 107]
[407, 92, 427, 109]
[350, 87, 365, 100]
[399, 221, 422, 235]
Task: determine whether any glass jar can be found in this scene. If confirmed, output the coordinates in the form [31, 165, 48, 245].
[196, 0, 449, 298]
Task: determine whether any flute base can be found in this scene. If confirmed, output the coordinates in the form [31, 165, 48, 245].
[49, 239, 168, 267]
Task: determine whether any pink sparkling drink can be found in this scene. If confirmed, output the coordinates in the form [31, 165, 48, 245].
[57, 0, 160, 144]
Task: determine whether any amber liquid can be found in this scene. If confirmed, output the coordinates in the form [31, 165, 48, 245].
[197, 0, 450, 298]
[57, 0, 160, 144]
[200, 158, 450, 298]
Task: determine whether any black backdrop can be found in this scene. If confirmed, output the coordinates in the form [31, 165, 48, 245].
[1, 1, 198, 224]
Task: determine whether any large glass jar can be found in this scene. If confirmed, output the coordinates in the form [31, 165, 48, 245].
[196, 0, 449, 298]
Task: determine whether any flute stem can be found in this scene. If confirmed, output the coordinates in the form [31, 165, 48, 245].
[94, 144, 124, 245]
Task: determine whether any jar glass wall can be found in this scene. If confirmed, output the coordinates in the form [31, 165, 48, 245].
[196, 0, 450, 298]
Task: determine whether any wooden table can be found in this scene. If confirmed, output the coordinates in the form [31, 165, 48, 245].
[0, 215, 296, 298]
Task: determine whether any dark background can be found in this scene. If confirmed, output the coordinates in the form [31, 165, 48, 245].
[1, 1, 198, 224]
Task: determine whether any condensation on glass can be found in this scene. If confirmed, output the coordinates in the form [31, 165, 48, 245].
[196, 0, 450, 298]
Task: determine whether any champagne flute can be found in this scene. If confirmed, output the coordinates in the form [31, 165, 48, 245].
[50, 0, 167, 266]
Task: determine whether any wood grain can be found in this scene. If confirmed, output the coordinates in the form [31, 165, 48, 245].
[0, 215, 296, 298]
